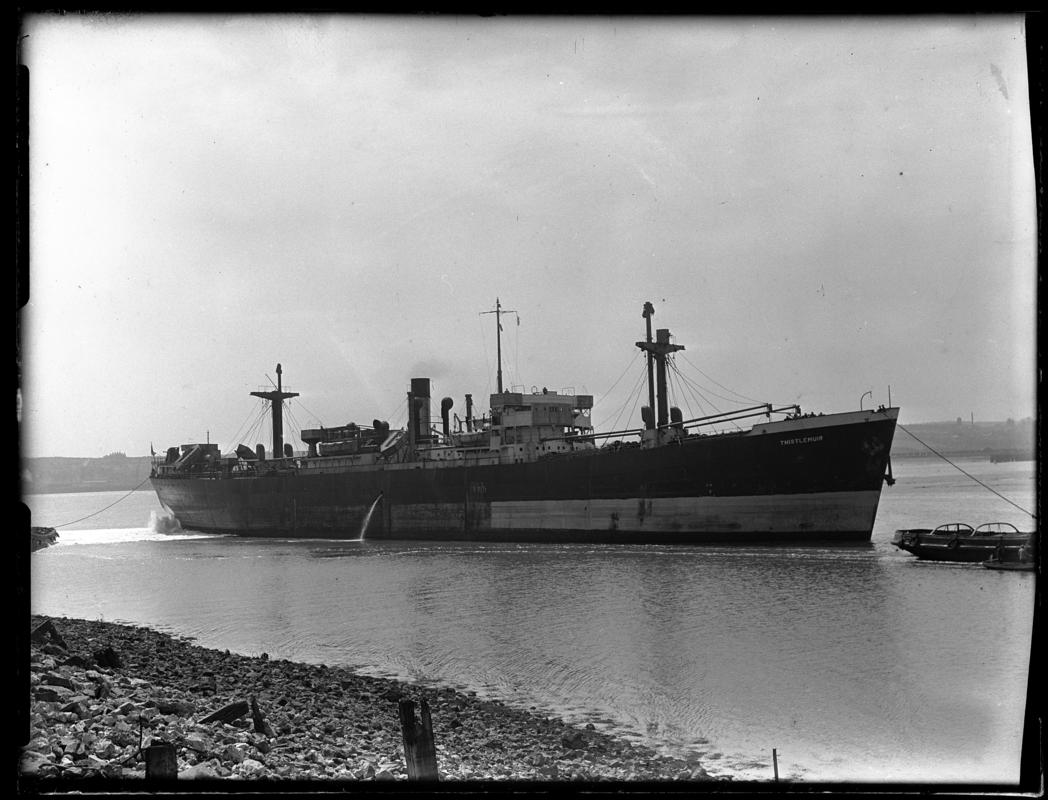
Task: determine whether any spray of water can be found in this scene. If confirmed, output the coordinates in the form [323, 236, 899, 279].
[358, 493, 383, 541]
[148, 509, 183, 534]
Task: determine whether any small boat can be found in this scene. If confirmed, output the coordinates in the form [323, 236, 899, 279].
[984, 537, 1036, 571]
[983, 558, 1035, 572]
[30, 526, 59, 552]
[891, 522, 1035, 563]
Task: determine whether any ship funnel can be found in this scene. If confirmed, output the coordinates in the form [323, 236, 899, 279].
[441, 397, 454, 436]
[410, 378, 432, 442]
[465, 393, 474, 432]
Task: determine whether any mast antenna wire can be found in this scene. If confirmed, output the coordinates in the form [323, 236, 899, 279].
[51, 477, 153, 528]
[597, 350, 642, 404]
[679, 352, 763, 404]
[898, 425, 1036, 519]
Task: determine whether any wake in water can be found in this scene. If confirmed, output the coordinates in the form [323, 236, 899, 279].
[149, 509, 183, 534]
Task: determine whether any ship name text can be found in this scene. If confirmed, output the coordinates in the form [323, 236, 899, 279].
[780, 435, 824, 446]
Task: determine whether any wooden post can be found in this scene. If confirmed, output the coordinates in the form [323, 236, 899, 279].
[772, 748, 779, 782]
[398, 698, 439, 780]
[145, 743, 178, 779]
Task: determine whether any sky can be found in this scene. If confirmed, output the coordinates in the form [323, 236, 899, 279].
[19, 14, 1037, 458]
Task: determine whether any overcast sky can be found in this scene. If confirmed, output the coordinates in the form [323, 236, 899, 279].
[20, 14, 1036, 458]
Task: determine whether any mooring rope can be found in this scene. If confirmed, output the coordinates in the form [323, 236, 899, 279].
[898, 424, 1036, 520]
[51, 476, 153, 528]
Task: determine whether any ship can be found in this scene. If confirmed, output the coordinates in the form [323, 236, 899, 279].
[151, 301, 899, 544]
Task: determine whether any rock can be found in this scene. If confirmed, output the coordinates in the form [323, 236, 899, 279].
[19, 750, 52, 776]
[252, 738, 272, 755]
[82, 754, 109, 771]
[356, 762, 376, 779]
[156, 698, 196, 716]
[93, 647, 122, 669]
[185, 734, 209, 752]
[95, 739, 119, 759]
[27, 615, 715, 784]
[235, 758, 268, 778]
[223, 742, 251, 764]
[42, 671, 76, 691]
[59, 700, 86, 718]
[180, 761, 220, 780]
[561, 730, 587, 750]
[33, 686, 66, 703]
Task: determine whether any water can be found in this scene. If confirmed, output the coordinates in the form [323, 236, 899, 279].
[359, 492, 383, 541]
[25, 459, 1035, 783]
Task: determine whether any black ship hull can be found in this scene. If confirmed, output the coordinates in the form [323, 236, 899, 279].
[152, 409, 898, 544]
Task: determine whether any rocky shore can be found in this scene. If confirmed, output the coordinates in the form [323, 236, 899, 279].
[22, 615, 722, 786]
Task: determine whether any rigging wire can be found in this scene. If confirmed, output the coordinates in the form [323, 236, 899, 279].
[672, 359, 760, 408]
[476, 312, 494, 399]
[676, 364, 714, 422]
[597, 350, 642, 405]
[52, 477, 153, 528]
[292, 396, 327, 428]
[678, 352, 764, 404]
[669, 360, 748, 431]
[513, 311, 521, 391]
[386, 394, 408, 430]
[898, 425, 1036, 519]
[284, 402, 303, 452]
[224, 403, 263, 453]
[243, 402, 269, 449]
[229, 404, 269, 451]
[623, 371, 646, 439]
[668, 361, 693, 420]
[605, 365, 648, 437]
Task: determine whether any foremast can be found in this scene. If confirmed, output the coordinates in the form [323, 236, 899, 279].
[635, 302, 685, 447]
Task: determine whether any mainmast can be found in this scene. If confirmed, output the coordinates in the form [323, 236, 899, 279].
[481, 298, 517, 394]
[251, 364, 299, 459]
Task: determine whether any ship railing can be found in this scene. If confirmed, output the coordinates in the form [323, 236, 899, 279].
[677, 405, 808, 432]
[540, 404, 809, 447]
[663, 404, 774, 430]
